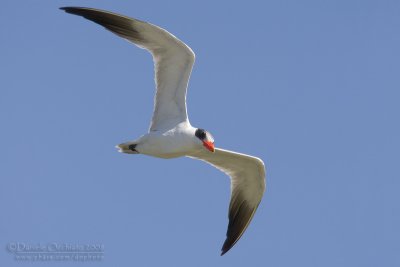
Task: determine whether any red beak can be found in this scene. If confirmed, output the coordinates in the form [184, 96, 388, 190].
[203, 141, 215, 152]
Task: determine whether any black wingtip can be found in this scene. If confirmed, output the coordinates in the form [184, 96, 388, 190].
[59, 7, 70, 12]
[59, 6, 90, 14]
[220, 199, 259, 256]
[60, 7, 75, 14]
[220, 238, 234, 256]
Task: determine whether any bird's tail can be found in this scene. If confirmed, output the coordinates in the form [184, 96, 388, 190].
[116, 141, 139, 154]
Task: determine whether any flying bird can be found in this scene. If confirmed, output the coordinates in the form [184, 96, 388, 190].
[60, 7, 266, 255]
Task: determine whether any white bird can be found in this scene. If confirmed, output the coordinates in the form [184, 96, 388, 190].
[61, 7, 266, 255]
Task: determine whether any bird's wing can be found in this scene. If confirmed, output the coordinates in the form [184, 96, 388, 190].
[61, 7, 195, 131]
[187, 148, 266, 255]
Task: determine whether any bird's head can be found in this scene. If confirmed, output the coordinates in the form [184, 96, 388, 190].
[195, 128, 215, 153]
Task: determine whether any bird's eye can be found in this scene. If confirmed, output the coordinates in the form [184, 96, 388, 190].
[195, 128, 207, 140]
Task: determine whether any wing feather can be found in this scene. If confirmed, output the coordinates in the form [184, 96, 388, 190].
[188, 148, 266, 255]
[60, 7, 195, 131]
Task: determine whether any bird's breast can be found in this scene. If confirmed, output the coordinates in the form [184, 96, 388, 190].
[136, 131, 199, 159]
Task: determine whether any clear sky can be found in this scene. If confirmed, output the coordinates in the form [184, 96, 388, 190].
[1, 0, 399, 266]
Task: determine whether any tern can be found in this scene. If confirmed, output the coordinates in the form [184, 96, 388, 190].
[61, 7, 266, 255]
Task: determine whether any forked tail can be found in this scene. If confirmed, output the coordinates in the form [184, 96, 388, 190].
[116, 142, 139, 154]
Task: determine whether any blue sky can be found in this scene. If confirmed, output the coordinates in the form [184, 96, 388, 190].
[1, 0, 400, 266]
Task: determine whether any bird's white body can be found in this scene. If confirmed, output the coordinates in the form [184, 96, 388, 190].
[120, 122, 201, 158]
[62, 6, 266, 255]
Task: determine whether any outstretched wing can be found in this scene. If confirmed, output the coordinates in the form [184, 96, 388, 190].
[61, 7, 195, 131]
[188, 148, 266, 255]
